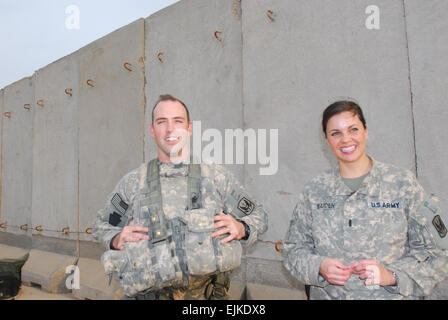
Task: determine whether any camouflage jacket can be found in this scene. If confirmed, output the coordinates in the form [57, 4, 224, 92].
[283, 159, 448, 300]
[92, 160, 267, 296]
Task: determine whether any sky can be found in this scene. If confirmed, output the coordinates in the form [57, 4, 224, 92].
[0, 0, 180, 89]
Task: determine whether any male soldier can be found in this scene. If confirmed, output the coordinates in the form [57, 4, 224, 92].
[93, 94, 267, 300]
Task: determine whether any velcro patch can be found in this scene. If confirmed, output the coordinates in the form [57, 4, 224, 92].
[111, 193, 129, 215]
[237, 197, 255, 215]
[432, 215, 447, 238]
[109, 212, 122, 226]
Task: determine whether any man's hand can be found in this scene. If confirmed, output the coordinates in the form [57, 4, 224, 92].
[211, 212, 246, 243]
[350, 260, 396, 287]
[110, 220, 150, 250]
[319, 258, 352, 286]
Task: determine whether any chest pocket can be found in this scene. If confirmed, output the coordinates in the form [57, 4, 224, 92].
[310, 200, 341, 254]
[365, 198, 408, 248]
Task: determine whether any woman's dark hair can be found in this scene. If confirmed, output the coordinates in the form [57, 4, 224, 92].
[322, 100, 367, 137]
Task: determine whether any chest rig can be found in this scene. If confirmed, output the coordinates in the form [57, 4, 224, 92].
[142, 158, 202, 243]
[138, 159, 202, 289]
[102, 159, 242, 297]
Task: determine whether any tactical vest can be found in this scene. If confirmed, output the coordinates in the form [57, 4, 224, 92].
[101, 159, 243, 297]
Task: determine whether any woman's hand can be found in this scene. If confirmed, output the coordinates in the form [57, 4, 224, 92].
[319, 258, 352, 286]
[350, 260, 396, 286]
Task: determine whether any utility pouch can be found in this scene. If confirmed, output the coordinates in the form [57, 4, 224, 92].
[184, 209, 242, 276]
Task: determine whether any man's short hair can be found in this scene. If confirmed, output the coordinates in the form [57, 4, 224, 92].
[152, 94, 190, 124]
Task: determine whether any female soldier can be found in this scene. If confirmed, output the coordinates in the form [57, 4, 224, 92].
[283, 100, 448, 299]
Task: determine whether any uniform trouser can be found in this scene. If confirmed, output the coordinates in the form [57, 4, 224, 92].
[131, 272, 230, 300]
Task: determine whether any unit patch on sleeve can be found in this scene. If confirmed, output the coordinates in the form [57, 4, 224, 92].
[237, 197, 255, 215]
[432, 215, 447, 238]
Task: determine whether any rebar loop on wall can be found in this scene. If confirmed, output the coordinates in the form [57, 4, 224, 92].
[24, 104, 31, 110]
[257, 239, 284, 253]
[123, 62, 133, 71]
[37, 100, 45, 107]
[86, 79, 94, 87]
[65, 88, 73, 96]
[267, 9, 275, 22]
[157, 52, 164, 63]
[3, 112, 11, 118]
[0, 221, 94, 236]
[214, 30, 223, 42]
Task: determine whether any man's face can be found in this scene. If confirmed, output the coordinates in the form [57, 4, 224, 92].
[150, 100, 192, 162]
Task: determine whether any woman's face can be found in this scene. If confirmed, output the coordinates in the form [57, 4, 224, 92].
[325, 111, 368, 165]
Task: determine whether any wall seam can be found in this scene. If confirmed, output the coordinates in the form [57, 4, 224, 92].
[240, 0, 245, 187]
[0, 89, 4, 221]
[76, 58, 81, 258]
[239, 0, 248, 290]
[142, 18, 147, 164]
[402, 0, 418, 176]
[29, 76, 35, 247]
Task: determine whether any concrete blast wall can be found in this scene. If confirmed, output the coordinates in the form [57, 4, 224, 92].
[1, 77, 34, 248]
[405, 0, 448, 299]
[0, 0, 447, 299]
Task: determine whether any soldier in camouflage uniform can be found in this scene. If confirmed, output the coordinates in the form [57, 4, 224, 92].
[283, 100, 448, 299]
[93, 94, 267, 300]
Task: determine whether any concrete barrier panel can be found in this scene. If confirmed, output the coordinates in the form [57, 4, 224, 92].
[246, 283, 307, 300]
[242, 0, 415, 264]
[32, 54, 78, 241]
[72, 257, 123, 300]
[0, 244, 29, 261]
[77, 19, 145, 242]
[405, 0, 448, 299]
[0, 77, 34, 242]
[21, 249, 77, 293]
[145, 0, 244, 179]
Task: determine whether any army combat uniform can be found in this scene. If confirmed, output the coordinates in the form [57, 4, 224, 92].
[93, 159, 267, 299]
[283, 159, 448, 300]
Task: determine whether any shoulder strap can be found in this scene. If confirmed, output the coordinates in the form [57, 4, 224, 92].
[147, 158, 160, 193]
[146, 158, 203, 211]
[188, 162, 202, 210]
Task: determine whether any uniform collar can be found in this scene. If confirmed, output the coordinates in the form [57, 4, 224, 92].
[332, 157, 381, 197]
[156, 155, 201, 178]
[159, 161, 188, 177]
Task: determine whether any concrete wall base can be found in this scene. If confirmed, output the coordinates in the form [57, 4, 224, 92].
[0, 244, 29, 261]
[21, 249, 77, 293]
[228, 280, 245, 300]
[72, 257, 123, 300]
[246, 283, 307, 300]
